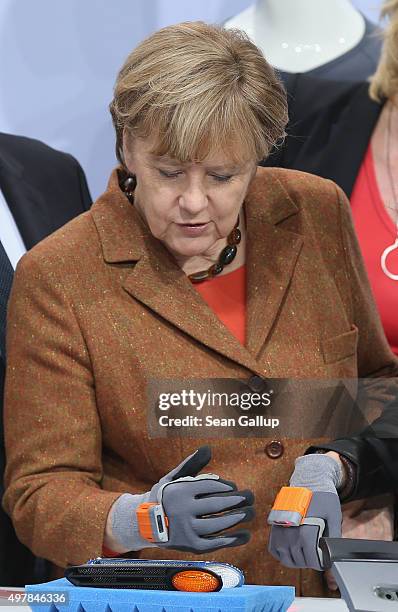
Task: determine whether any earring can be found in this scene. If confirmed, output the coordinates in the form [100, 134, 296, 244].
[123, 175, 136, 204]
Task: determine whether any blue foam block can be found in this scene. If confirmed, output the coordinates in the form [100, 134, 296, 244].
[26, 578, 295, 612]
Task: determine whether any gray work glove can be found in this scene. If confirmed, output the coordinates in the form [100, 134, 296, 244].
[268, 454, 343, 570]
[112, 446, 254, 553]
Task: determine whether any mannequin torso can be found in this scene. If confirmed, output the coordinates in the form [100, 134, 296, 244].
[225, 0, 365, 73]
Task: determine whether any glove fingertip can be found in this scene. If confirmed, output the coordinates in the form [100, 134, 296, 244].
[239, 489, 255, 506]
[217, 478, 237, 490]
[228, 528, 252, 547]
[171, 446, 212, 480]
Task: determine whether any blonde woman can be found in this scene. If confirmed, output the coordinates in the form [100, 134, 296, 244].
[3, 22, 398, 597]
[264, 0, 398, 355]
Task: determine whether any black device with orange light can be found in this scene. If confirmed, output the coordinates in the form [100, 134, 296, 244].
[65, 558, 244, 591]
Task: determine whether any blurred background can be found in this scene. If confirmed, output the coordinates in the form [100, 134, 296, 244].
[0, 0, 382, 199]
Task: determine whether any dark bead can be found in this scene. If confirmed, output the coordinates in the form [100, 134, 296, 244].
[219, 245, 237, 266]
[228, 228, 241, 245]
[187, 218, 240, 283]
[189, 269, 211, 283]
[123, 176, 136, 204]
[209, 263, 224, 276]
[124, 176, 136, 192]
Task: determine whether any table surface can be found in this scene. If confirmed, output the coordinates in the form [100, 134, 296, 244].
[292, 597, 349, 611]
[0, 588, 350, 611]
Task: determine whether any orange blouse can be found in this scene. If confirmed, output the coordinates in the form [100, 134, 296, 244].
[192, 265, 246, 345]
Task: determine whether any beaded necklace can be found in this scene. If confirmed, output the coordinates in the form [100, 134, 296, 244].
[123, 174, 241, 283]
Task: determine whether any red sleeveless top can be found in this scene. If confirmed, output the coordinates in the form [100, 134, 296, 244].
[350, 144, 398, 355]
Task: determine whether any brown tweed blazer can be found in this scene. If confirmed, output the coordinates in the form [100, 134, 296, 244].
[3, 167, 398, 597]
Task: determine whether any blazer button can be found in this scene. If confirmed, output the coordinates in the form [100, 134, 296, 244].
[265, 440, 284, 459]
[248, 375, 266, 393]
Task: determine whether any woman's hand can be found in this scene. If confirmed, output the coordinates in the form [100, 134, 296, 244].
[268, 453, 345, 571]
[105, 446, 254, 554]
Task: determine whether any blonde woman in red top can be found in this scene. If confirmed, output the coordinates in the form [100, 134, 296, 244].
[264, 0, 398, 355]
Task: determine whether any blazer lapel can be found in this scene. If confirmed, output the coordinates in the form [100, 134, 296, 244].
[123, 254, 260, 372]
[92, 169, 302, 371]
[245, 170, 303, 356]
[0, 146, 53, 250]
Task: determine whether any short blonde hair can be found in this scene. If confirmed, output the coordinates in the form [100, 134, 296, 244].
[369, 0, 398, 102]
[110, 21, 287, 166]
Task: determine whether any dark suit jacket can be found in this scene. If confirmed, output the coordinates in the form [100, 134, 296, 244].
[263, 75, 383, 198]
[3, 167, 398, 596]
[261, 77, 398, 499]
[0, 132, 92, 248]
[0, 133, 92, 585]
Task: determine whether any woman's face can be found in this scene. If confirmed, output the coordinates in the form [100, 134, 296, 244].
[123, 135, 257, 259]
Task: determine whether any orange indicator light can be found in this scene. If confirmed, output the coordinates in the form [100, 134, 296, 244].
[272, 486, 312, 518]
[171, 570, 221, 592]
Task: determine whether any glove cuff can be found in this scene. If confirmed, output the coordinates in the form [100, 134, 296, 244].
[111, 492, 157, 551]
[289, 454, 343, 493]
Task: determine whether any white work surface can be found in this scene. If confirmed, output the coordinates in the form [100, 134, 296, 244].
[292, 598, 349, 611]
[0, 589, 349, 611]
